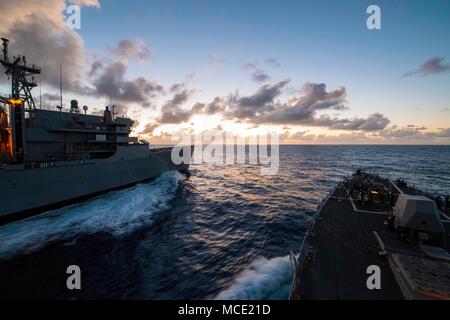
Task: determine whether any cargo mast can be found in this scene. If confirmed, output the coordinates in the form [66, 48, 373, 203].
[0, 38, 41, 163]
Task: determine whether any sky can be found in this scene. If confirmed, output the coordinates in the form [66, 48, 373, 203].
[1, 0, 449, 144]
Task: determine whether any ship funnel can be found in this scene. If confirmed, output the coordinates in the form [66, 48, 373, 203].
[104, 106, 113, 124]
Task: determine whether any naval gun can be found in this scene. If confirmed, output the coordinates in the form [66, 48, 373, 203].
[390, 194, 446, 246]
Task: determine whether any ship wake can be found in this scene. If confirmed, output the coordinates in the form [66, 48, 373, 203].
[0, 171, 186, 261]
[215, 255, 294, 300]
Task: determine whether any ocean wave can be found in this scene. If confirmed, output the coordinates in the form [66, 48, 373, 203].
[0, 171, 185, 261]
[215, 255, 294, 300]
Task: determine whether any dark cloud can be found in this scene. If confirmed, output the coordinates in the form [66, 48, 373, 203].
[231, 82, 345, 124]
[251, 70, 271, 83]
[88, 57, 104, 77]
[8, 14, 86, 93]
[403, 57, 450, 77]
[224, 81, 390, 130]
[142, 122, 160, 135]
[91, 60, 163, 104]
[143, 80, 391, 133]
[41, 93, 61, 102]
[158, 89, 197, 124]
[227, 80, 289, 119]
[88, 41, 164, 105]
[169, 83, 186, 93]
[241, 61, 271, 83]
[191, 97, 226, 115]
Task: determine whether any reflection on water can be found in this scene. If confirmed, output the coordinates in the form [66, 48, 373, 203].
[0, 145, 449, 299]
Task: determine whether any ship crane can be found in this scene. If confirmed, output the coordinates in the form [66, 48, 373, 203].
[0, 38, 41, 112]
[0, 38, 41, 163]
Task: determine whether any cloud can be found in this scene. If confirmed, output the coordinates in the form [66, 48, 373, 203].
[314, 113, 390, 131]
[5, 11, 83, 93]
[280, 130, 313, 141]
[0, 1, 165, 109]
[379, 125, 427, 138]
[251, 70, 271, 83]
[169, 83, 186, 93]
[112, 39, 151, 62]
[279, 125, 450, 144]
[144, 80, 390, 132]
[69, 0, 100, 6]
[241, 61, 271, 83]
[403, 57, 450, 77]
[376, 125, 450, 141]
[186, 71, 197, 81]
[441, 108, 450, 112]
[242, 62, 257, 70]
[142, 122, 160, 135]
[41, 93, 61, 102]
[90, 62, 163, 104]
[265, 58, 281, 68]
[208, 54, 225, 66]
[227, 80, 289, 119]
[434, 128, 450, 138]
[230, 82, 351, 126]
[183, 54, 225, 82]
[191, 96, 226, 115]
[223, 81, 388, 131]
[0, 0, 101, 94]
[158, 89, 197, 124]
[88, 40, 164, 106]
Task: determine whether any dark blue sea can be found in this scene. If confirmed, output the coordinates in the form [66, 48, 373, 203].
[0, 145, 449, 299]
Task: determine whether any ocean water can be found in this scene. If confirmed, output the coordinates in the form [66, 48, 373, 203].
[0, 145, 449, 299]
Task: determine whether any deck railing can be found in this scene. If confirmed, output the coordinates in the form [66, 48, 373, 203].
[288, 180, 341, 299]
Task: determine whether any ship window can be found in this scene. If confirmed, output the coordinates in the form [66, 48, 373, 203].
[96, 134, 106, 141]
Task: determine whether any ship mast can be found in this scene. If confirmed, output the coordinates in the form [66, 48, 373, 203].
[0, 38, 41, 111]
[0, 38, 41, 163]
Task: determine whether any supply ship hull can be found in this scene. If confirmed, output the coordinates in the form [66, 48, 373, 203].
[0, 145, 190, 224]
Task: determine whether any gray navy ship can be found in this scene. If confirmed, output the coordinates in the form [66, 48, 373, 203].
[290, 169, 450, 300]
[0, 38, 191, 224]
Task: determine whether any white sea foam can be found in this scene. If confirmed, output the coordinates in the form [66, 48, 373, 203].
[215, 255, 294, 300]
[0, 171, 185, 260]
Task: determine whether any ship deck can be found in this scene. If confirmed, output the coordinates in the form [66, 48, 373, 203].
[290, 174, 450, 300]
